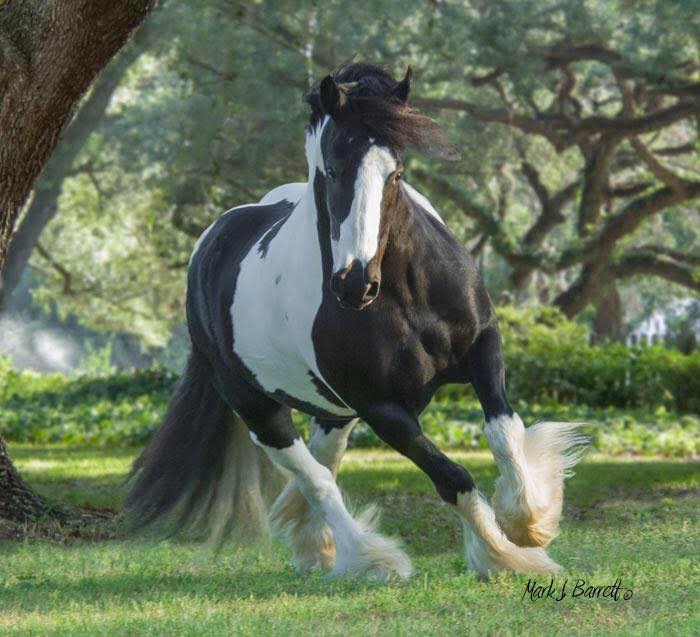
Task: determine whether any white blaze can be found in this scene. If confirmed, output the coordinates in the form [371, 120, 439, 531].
[332, 145, 396, 271]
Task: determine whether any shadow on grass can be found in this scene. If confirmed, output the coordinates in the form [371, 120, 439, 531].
[0, 555, 422, 611]
[0, 457, 693, 572]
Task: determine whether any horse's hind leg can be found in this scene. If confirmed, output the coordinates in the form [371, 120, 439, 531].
[254, 419, 412, 581]
[467, 326, 586, 548]
[270, 418, 358, 572]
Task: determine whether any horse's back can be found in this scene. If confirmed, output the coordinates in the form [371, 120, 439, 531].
[258, 182, 306, 206]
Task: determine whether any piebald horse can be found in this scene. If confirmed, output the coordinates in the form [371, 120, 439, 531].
[127, 63, 585, 581]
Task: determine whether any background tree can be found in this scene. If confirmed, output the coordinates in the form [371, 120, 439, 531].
[410, 0, 700, 340]
[21, 0, 697, 348]
[0, 0, 157, 523]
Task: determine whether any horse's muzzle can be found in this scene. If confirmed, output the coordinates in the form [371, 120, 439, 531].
[330, 260, 380, 310]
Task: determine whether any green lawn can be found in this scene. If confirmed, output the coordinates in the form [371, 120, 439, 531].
[1, 445, 698, 636]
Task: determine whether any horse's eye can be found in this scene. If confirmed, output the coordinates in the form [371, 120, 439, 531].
[393, 171, 403, 184]
[327, 167, 337, 181]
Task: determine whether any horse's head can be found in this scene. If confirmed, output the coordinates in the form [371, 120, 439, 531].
[304, 63, 454, 310]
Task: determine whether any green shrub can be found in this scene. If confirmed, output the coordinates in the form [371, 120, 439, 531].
[0, 364, 176, 446]
[495, 306, 700, 412]
[1, 307, 698, 458]
[348, 398, 699, 458]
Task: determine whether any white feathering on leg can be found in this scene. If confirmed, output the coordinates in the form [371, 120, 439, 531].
[487, 415, 588, 547]
[457, 490, 561, 579]
[261, 437, 412, 581]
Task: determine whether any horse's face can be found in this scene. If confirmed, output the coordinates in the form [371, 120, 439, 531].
[320, 118, 402, 310]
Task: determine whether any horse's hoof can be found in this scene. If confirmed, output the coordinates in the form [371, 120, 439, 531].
[332, 530, 413, 581]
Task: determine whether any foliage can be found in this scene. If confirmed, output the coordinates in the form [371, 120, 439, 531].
[21, 0, 700, 345]
[494, 306, 700, 412]
[2, 445, 698, 635]
[0, 362, 174, 447]
[1, 340, 698, 456]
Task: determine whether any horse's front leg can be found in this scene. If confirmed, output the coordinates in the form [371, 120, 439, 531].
[251, 415, 412, 581]
[466, 325, 587, 548]
[270, 417, 359, 572]
[362, 403, 560, 579]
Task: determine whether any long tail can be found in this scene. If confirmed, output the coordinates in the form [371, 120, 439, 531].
[125, 351, 284, 545]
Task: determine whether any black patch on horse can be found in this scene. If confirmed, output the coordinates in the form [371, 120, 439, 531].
[257, 201, 294, 258]
[308, 371, 347, 408]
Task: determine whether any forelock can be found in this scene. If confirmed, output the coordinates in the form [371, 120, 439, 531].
[305, 62, 457, 160]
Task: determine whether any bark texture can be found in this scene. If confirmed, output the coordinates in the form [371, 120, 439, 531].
[0, 436, 66, 522]
[0, 0, 156, 522]
[0, 40, 143, 309]
[0, 0, 157, 266]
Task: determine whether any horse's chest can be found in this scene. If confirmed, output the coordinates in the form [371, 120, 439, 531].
[229, 215, 354, 418]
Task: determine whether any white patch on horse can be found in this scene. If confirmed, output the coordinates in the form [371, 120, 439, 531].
[305, 116, 330, 181]
[257, 436, 412, 580]
[258, 183, 306, 206]
[231, 124, 352, 416]
[267, 419, 358, 572]
[333, 145, 396, 271]
[401, 182, 445, 224]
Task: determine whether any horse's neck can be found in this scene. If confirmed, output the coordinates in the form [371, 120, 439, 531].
[381, 195, 446, 297]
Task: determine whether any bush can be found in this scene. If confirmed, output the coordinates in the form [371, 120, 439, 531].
[0, 363, 176, 446]
[1, 307, 698, 457]
[348, 398, 699, 458]
[495, 306, 700, 413]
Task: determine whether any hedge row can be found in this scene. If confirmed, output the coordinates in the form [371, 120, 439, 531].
[0, 307, 698, 454]
[494, 306, 700, 413]
[0, 360, 696, 455]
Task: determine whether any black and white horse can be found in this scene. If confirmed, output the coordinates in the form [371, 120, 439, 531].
[127, 63, 585, 581]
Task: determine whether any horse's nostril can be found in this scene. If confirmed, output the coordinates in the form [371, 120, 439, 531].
[367, 280, 379, 298]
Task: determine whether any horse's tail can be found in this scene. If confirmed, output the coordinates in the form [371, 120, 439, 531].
[125, 350, 284, 545]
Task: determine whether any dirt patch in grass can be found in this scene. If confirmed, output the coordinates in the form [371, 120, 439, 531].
[0, 505, 118, 543]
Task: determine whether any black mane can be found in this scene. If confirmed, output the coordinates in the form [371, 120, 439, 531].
[305, 62, 456, 160]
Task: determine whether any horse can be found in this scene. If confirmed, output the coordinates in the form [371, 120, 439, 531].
[126, 62, 586, 581]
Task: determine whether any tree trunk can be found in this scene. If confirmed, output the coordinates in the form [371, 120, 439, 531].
[592, 285, 624, 344]
[0, 0, 156, 523]
[0, 42, 143, 310]
[0, 437, 67, 522]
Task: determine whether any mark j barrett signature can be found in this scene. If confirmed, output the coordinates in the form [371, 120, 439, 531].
[522, 577, 633, 602]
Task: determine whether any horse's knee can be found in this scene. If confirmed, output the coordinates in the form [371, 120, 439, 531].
[431, 458, 475, 505]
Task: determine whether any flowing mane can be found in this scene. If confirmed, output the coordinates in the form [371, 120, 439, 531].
[304, 62, 456, 159]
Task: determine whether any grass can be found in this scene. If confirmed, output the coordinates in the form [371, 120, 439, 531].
[1, 444, 698, 636]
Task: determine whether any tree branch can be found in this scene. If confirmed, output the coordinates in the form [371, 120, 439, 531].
[559, 181, 700, 269]
[610, 249, 700, 290]
[35, 242, 75, 295]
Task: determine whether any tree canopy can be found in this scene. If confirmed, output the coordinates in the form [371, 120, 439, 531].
[7, 0, 699, 346]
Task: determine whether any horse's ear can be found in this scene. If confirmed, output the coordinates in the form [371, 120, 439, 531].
[394, 66, 413, 103]
[319, 75, 346, 116]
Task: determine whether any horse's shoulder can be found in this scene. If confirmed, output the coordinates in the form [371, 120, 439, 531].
[398, 189, 492, 329]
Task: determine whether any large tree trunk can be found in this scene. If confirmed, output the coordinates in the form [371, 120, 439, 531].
[0, 0, 156, 523]
[592, 285, 624, 344]
[0, 437, 67, 522]
[0, 43, 143, 310]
